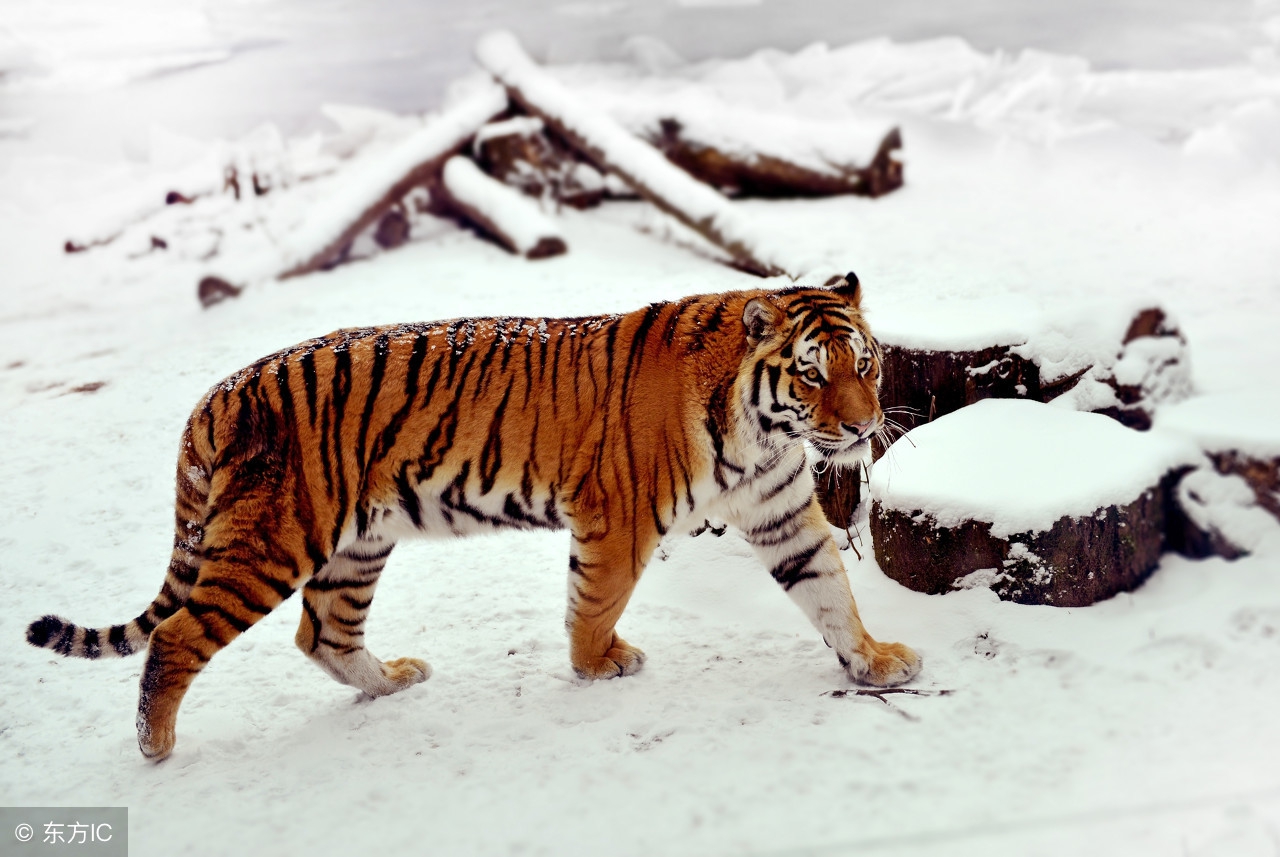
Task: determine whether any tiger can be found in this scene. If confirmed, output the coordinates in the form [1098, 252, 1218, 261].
[26, 272, 921, 761]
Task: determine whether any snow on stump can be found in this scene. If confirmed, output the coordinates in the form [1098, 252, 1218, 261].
[434, 156, 567, 259]
[869, 399, 1201, 607]
[872, 300, 1189, 434]
[474, 30, 817, 278]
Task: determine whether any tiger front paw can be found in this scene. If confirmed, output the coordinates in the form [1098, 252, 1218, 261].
[378, 657, 432, 693]
[572, 640, 646, 680]
[846, 640, 921, 687]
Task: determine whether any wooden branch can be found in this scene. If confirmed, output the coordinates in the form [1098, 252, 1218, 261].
[823, 688, 954, 722]
[475, 31, 805, 278]
[275, 82, 508, 280]
[823, 688, 954, 699]
[648, 119, 903, 199]
[433, 156, 567, 259]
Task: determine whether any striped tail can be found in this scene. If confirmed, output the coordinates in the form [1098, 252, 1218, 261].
[27, 422, 211, 660]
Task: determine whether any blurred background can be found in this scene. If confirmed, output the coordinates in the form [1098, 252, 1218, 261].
[2, 0, 1276, 163]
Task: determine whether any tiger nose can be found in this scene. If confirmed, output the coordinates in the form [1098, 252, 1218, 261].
[842, 420, 874, 436]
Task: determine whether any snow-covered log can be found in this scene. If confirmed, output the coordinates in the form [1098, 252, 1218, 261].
[434, 156, 567, 260]
[648, 119, 904, 199]
[474, 31, 809, 278]
[275, 82, 508, 280]
[869, 400, 1202, 606]
[473, 116, 608, 209]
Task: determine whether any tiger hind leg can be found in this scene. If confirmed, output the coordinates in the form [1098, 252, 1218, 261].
[295, 539, 430, 697]
[138, 547, 300, 760]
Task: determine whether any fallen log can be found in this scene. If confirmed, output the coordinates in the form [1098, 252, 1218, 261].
[868, 399, 1201, 607]
[433, 156, 567, 259]
[648, 119, 903, 199]
[273, 82, 508, 280]
[474, 30, 812, 278]
[473, 116, 607, 209]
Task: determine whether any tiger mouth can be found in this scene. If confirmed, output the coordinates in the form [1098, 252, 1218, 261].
[806, 435, 869, 461]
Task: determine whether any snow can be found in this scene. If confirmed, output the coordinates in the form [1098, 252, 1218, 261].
[868, 399, 1202, 537]
[441, 155, 564, 255]
[1176, 468, 1280, 556]
[1156, 392, 1280, 460]
[4, 5, 1280, 856]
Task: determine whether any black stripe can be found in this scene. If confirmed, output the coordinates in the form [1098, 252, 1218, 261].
[186, 599, 252, 633]
[301, 597, 322, 653]
[355, 334, 391, 474]
[339, 593, 373, 611]
[299, 350, 319, 426]
[396, 462, 423, 528]
[305, 576, 374, 592]
[478, 381, 512, 495]
[329, 347, 354, 550]
[109, 624, 132, 656]
[81, 628, 101, 659]
[54, 623, 76, 655]
[341, 543, 395, 563]
[770, 541, 825, 590]
[745, 497, 812, 539]
[759, 459, 807, 502]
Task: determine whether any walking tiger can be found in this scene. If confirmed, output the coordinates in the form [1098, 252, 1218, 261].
[27, 273, 921, 760]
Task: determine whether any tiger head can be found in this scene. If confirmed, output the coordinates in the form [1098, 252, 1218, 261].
[739, 272, 883, 465]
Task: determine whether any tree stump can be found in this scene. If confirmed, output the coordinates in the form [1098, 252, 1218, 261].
[814, 302, 1190, 527]
[1155, 392, 1280, 557]
[877, 304, 1188, 436]
[868, 399, 1200, 606]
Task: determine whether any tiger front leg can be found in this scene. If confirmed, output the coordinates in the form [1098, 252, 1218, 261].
[738, 494, 921, 686]
[295, 539, 431, 697]
[564, 527, 657, 680]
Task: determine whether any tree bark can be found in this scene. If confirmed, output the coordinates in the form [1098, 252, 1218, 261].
[872, 471, 1181, 607]
[648, 119, 904, 199]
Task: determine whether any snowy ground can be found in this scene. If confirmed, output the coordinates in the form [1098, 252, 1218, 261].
[3, 3, 1280, 856]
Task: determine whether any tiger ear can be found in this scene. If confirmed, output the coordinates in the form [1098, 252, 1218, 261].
[742, 298, 778, 343]
[829, 271, 862, 307]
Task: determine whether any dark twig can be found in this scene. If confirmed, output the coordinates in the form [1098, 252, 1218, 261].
[822, 688, 955, 722]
